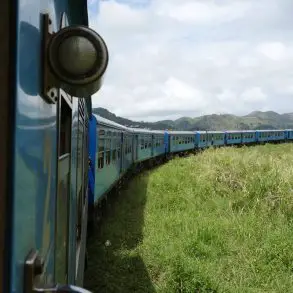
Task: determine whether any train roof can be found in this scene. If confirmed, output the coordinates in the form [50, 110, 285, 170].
[130, 128, 165, 134]
[206, 131, 225, 133]
[255, 129, 285, 132]
[93, 114, 129, 131]
[167, 130, 195, 135]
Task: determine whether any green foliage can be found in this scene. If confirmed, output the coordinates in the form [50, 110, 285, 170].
[92, 108, 293, 131]
[85, 143, 293, 292]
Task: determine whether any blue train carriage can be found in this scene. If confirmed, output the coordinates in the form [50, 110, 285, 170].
[195, 131, 207, 149]
[285, 129, 293, 140]
[1, 0, 109, 291]
[241, 130, 257, 144]
[131, 128, 156, 163]
[256, 130, 285, 143]
[167, 131, 196, 154]
[90, 115, 129, 204]
[225, 130, 242, 145]
[273, 130, 285, 141]
[206, 131, 225, 147]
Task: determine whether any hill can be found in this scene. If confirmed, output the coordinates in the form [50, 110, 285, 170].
[92, 107, 293, 131]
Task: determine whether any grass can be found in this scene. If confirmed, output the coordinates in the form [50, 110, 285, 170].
[84, 143, 293, 293]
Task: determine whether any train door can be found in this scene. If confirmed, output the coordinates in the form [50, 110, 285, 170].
[55, 91, 72, 284]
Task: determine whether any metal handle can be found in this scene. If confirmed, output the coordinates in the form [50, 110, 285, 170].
[24, 249, 93, 293]
[34, 284, 92, 293]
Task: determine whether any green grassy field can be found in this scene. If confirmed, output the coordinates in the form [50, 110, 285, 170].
[84, 143, 293, 293]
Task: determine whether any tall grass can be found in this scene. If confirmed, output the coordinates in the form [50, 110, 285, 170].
[85, 143, 293, 293]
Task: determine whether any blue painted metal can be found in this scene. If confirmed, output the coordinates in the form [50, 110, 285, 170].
[225, 131, 242, 145]
[8, 0, 91, 291]
[241, 130, 256, 144]
[94, 115, 125, 201]
[206, 131, 225, 147]
[195, 131, 207, 148]
[164, 131, 170, 154]
[167, 131, 195, 153]
[132, 129, 153, 162]
[88, 115, 97, 209]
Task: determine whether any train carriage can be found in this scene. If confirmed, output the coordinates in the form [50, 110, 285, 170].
[92, 115, 128, 202]
[225, 131, 242, 145]
[242, 130, 256, 144]
[255, 130, 286, 143]
[206, 131, 225, 147]
[150, 130, 166, 158]
[0, 0, 109, 289]
[132, 128, 153, 162]
[167, 131, 196, 153]
[285, 129, 293, 140]
[273, 130, 285, 141]
[195, 131, 207, 149]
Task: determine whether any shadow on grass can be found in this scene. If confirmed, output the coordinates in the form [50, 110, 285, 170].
[84, 171, 155, 293]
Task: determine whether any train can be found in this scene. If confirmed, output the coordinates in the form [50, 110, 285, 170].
[1, 0, 292, 292]
[88, 117, 293, 228]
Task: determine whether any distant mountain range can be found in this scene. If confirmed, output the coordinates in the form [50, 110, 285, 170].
[92, 107, 293, 131]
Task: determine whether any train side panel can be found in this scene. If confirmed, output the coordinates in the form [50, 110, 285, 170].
[169, 133, 195, 153]
[8, 1, 65, 291]
[153, 134, 166, 157]
[196, 131, 207, 148]
[94, 124, 122, 202]
[136, 133, 153, 162]
[242, 131, 256, 144]
[88, 115, 97, 211]
[225, 131, 242, 145]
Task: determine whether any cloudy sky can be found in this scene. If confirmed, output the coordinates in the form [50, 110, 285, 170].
[88, 0, 293, 122]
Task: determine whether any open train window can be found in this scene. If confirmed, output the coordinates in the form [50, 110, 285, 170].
[106, 150, 111, 165]
[59, 98, 72, 156]
[98, 153, 104, 169]
[112, 149, 116, 161]
[98, 138, 104, 169]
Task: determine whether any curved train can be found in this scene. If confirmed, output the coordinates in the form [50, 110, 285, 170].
[0, 0, 292, 292]
[88, 115, 293, 226]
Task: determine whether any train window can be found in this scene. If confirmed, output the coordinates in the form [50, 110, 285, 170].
[98, 138, 104, 169]
[98, 152, 104, 169]
[112, 149, 116, 161]
[106, 150, 111, 164]
[117, 149, 120, 159]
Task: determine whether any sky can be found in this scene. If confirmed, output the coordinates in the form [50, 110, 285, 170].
[88, 0, 293, 122]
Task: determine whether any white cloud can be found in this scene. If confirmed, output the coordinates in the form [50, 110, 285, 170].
[256, 42, 286, 61]
[240, 87, 267, 103]
[89, 0, 293, 122]
[157, 1, 251, 25]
